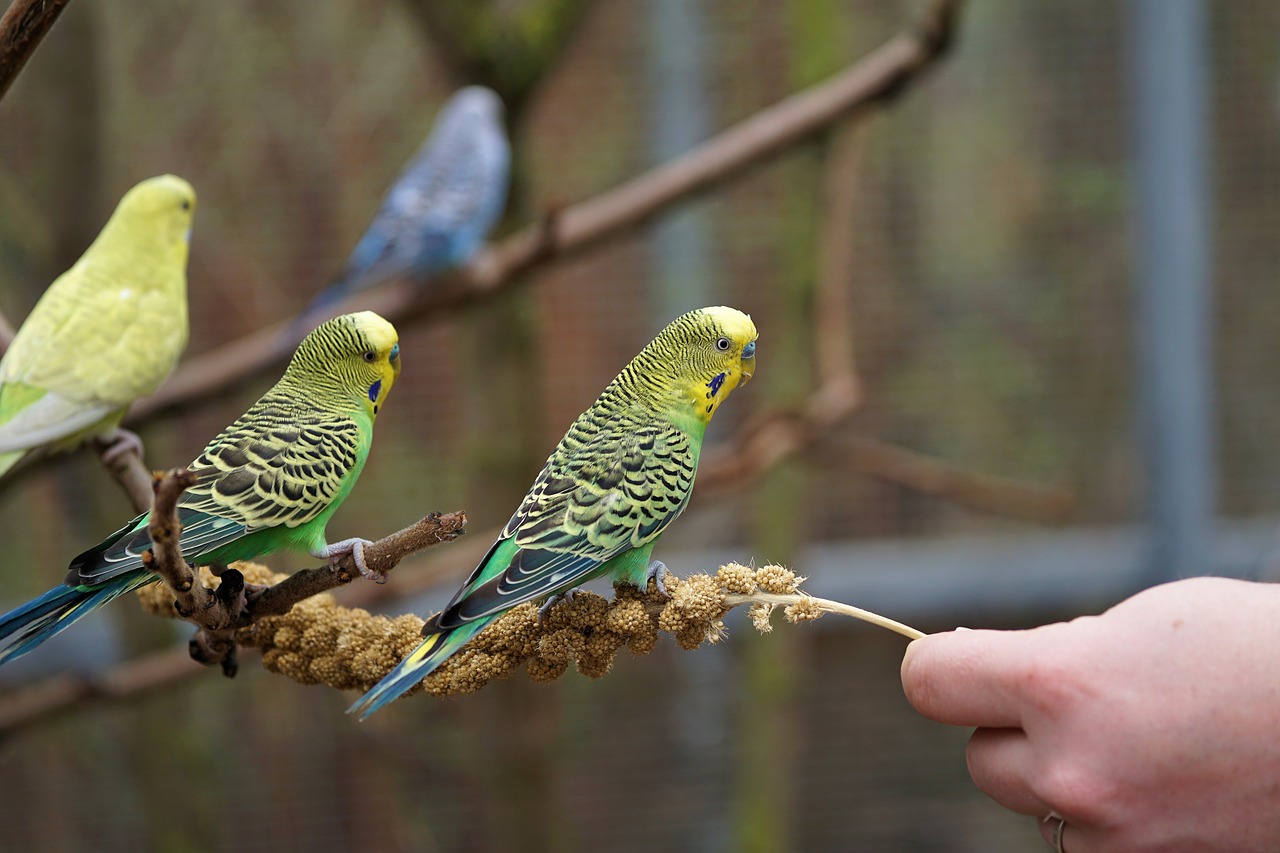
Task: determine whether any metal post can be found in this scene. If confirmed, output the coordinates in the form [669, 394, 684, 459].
[647, 0, 715, 321]
[1127, 0, 1215, 584]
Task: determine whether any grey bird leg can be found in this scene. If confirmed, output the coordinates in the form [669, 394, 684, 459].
[646, 560, 671, 599]
[537, 588, 581, 627]
[317, 537, 381, 583]
[98, 428, 145, 465]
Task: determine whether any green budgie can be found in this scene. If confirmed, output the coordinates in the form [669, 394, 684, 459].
[0, 175, 196, 478]
[350, 305, 758, 718]
[0, 311, 402, 664]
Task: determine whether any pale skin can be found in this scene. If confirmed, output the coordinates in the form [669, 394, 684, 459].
[900, 577, 1280, 853]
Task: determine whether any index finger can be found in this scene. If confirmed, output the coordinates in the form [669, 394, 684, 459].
[901, 628, 1039, 728]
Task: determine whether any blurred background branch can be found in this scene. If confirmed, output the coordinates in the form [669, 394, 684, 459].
[0, 0, 71, 102]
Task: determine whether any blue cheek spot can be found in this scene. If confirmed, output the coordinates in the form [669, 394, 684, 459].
[706, 372, 726, 398]
[368, 379, 382, 403]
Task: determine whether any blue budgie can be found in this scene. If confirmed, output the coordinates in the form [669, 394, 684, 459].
[308, 85, 510, 313]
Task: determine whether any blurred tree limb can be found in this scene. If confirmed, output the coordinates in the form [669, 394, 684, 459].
[0, 0, 70, 102]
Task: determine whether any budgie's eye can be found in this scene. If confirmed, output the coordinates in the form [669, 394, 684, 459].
[362, 351, 377, 363]
[715, 337, 731, 352]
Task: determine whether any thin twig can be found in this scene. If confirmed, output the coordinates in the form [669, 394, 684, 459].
[141, 468, 215, 616]
[243, 510, 468, 620]
[125, 0, 963, 424]
[0, 0, 71, 103]
[91, 439, 154, 514]
[722, 592, 924, 640]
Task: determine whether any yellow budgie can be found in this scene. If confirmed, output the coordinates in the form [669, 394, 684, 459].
[0, 174, 195, 477]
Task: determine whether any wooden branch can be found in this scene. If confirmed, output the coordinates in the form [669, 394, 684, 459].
[92, 438, 154, 514]
[0, 0, 71, 103]
[125, 0, 963, 425]
[242, 510, 468, 620]
[140, 468, 215, 616]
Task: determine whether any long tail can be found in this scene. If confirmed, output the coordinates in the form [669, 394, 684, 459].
[0, 571, 152, 665]
[347, 618, 491, 720]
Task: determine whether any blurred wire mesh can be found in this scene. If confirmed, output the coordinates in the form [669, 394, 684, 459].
[0, 0, 1277, 850]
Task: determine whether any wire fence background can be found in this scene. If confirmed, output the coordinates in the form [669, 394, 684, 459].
[0, 1, 1276, 850]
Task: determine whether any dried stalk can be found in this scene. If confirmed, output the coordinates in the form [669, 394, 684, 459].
[236, 562, 921, 700]
[722, 592, 923, 640]
[0, 560, 918, 736]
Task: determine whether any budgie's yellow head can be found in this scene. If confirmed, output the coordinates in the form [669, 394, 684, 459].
[632, 305, 758, 426]
[111, 174, 197, 258]
[289, 311, 401, 417]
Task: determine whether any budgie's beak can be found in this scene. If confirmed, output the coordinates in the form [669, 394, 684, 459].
[739, 340, 756, 385]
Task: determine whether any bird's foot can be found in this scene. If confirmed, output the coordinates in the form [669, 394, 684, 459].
[645, 560, 671, 599]
[99, 428, 145, 465]
[319, 537, 382, 583]
[538, 588, 582, 627]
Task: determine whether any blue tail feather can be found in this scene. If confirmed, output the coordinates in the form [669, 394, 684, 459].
[347, 620, 488, 720]
[0, 572, 152, 665]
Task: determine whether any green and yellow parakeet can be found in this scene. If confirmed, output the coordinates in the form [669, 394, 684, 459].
[0, 174, 196, 478]
[0, 311, 402, 665]
[350, 305, 758, 718]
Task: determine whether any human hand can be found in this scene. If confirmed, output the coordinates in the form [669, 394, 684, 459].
[900, 577, 1280, 852]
